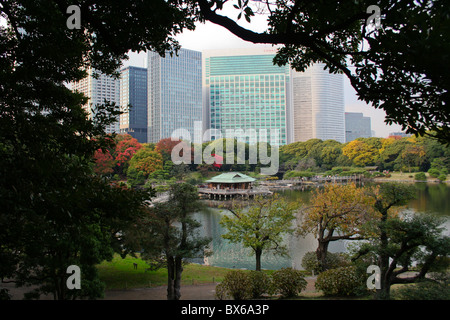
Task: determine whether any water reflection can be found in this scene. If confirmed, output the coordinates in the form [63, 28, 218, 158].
[193, 183, 449, 270]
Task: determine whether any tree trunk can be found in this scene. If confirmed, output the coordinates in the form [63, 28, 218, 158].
[173, 256, 183, 300]
[255, 247, 262, 271]
[377, 208, 391, 300]
[316, 239, 330, 272]
[166, 256, 176, 300]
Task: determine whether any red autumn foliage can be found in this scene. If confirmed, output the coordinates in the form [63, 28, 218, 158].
[93, 148, 115, 175]
[114, 134, 142, 166]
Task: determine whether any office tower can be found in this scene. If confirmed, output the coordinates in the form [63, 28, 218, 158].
[203, 48, 291, 146]
[147, 48, 202, 143]
[71, 68, 120, 134]
[291, 63, 345, 143]
[119, 66, 148, 143]
[345, 112, 372, 142]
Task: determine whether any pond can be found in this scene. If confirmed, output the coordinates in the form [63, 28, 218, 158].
[192, 182, 450, 270]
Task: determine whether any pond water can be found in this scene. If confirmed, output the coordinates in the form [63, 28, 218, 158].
[192, 182, 450, 270]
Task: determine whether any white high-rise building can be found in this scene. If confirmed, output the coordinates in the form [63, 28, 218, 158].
[72, 68, 120, 134]
[291, 63, 345, 143]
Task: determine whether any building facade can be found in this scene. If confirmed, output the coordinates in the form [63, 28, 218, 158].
[119, 66, 148, 143]
[71, 68, 120, 134]
[203, 48, 291, 146]
[147, 48, 202, 143]
[345, 112, 372, 142]
[291, 63, 345, 143]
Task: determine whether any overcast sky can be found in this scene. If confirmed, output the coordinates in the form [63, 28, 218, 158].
[126, 5, 403, 138]
[0, 5, 402, 138]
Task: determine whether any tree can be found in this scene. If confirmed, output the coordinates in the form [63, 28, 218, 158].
[0, 0, 180, 299]
[127, 146, 164, 177]
[361, 183, 420, 299]
[139, 183, 210, 300]
[220, 194, 297, 271]
[155, 138, 184, 164]
[194, 0, 450, 143]
[93, 148, 115, 176]
[355, 213, 449, 300]
[114, 134, 142, 171]
[342, 139, 378, 167]
[299, 183, 375, 272]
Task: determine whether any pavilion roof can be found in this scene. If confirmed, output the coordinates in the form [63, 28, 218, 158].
[205, 172, 256, 184]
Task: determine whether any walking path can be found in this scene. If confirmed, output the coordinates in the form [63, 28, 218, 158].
[3, 277, 319, 300]
[102, 277, 319, 300]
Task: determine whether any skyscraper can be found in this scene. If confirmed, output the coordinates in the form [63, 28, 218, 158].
[147, 48, 202, 143]
[345, 112, 372, 142]
[71, 67, 120, 134]
[291, 63, 345, 143]
[203, 48, 291, 145]
[119, 66, 148, 143]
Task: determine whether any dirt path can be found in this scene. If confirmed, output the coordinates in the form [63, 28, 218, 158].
[102, 277, 319, 300]
[3, 277, 318, 300]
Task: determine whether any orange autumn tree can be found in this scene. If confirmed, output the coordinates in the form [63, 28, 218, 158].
[299, 183, 376, 272]
[128, 146, 164, 177]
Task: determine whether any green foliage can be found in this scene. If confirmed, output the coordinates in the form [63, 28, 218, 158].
[428, 168, 441, 178]
[127, 167, 146, 187]
[301, 251, 350, 274]
[392, 274, 450, 300]
[315, 266, 363, 296]
[271, 268, 307, 298]
[215, 270, 252, 300]
[414, 172, 427, 181]
[220, 194, 297, 271]
[248, 270, 273, 298]
[438, 174, 447, 182]
[283, 170, 316, 179]
[137, 183, 210, 300]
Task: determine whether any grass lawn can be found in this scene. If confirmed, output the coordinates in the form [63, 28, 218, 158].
[97, 254, 232, 290]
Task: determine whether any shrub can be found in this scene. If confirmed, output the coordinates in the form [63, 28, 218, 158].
[428, 168, 441, 178]
[414, 172, 427, 181]
[215, 270, 252, 300]
[315, 266, 362, 296]
[393, 278, 450, 300]
[248, 271, 272, 298]
[284, 171, 316, 179]
[271, 268, 307, 298]
[301, 251, 350, 274]
[438, 174, 447, 182]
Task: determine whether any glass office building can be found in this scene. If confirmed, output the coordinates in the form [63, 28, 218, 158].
[345, 112, 372, 142]
[203, 48, 291, 145]
[147, 48, 202, 143]
[119, 66, 148, 143]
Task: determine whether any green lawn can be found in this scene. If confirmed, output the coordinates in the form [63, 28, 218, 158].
[97, 254, 232, 290]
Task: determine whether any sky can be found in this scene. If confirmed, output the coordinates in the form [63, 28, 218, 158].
[0, 4, 402, 138]
[126, 3, 403, 138]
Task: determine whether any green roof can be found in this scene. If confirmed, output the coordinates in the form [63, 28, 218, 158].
[205, 172, 256, 184]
